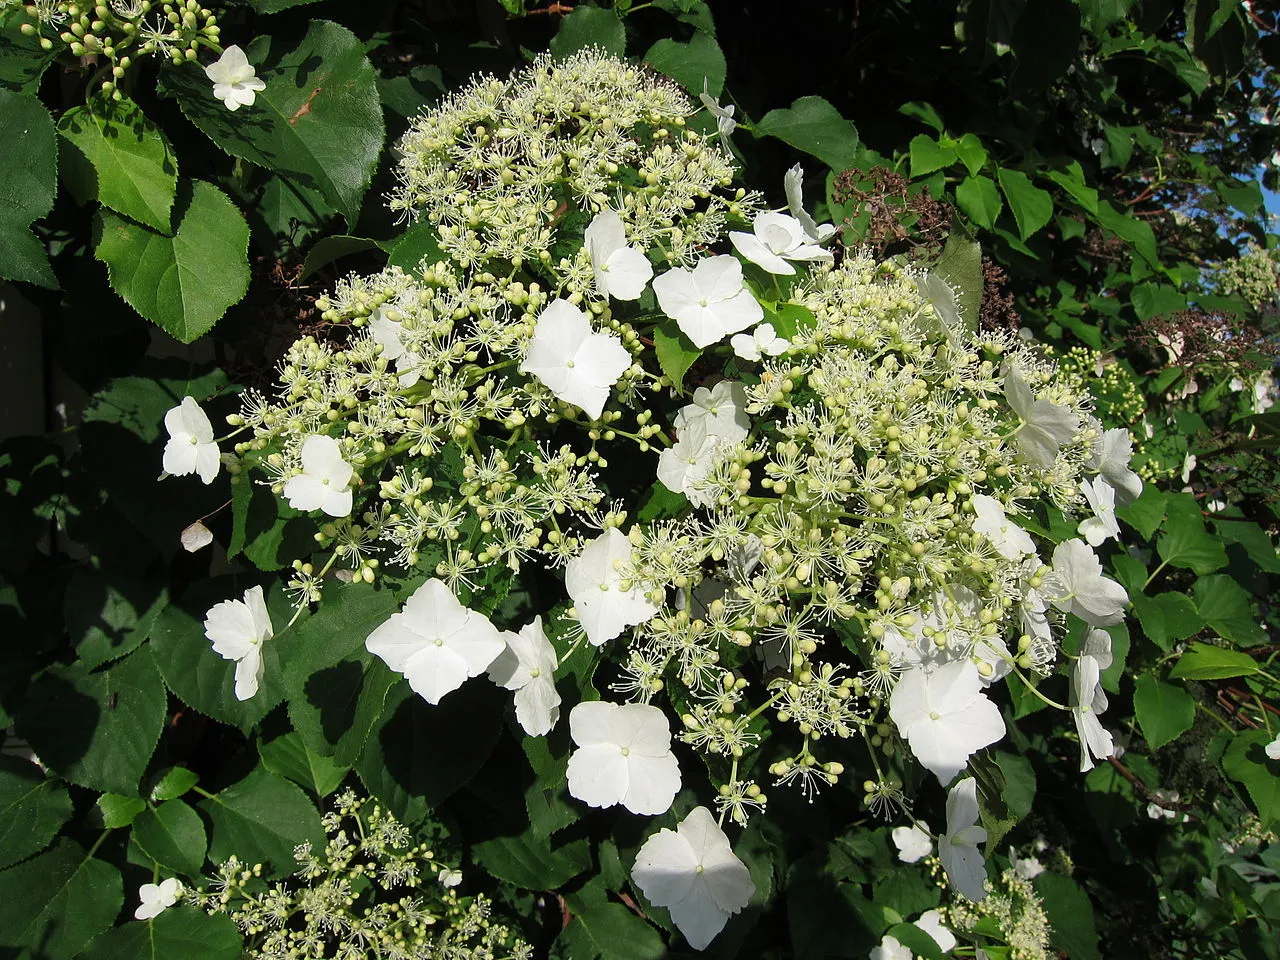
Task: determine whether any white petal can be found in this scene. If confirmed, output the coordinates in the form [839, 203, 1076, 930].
[668, 883, 732, 951]
[204, 598, 257, 661]
[367, 613, 429, 671]
[602, 247, 653, 301]
[512, 676, 560, 736]
[730, 231, 794, 275]
[632, 827, 699, 906]
[621, 751, 680, 815]
[282, 474, 329, 513]
[233, 647, 263, 701]
[402, 644, 472, 705]
[914, 910, 957, 952]
[162, 437, 200, 478]
[300, 434, 352, 486]
[566, 742, 628, 808]
[194, 442, 221, 485]
[585, 209, 626, 263]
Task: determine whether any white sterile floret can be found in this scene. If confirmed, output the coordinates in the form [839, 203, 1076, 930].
[487, 616, 561, 736]
[437, 868, 463, 888]
[584, 209, 653, 301]
[889, 661, 1005, 784]
[658, 418, 723, 508]
[163, 396, 220, 484]
[1267, 732, 1280, 761]
[564, 528, 661, 646]
[565, 700, 680, 815]
[519, 298, 632, 421]
[699, 78, 737, 152]
[1070, 627, 1115, 772]
[1009, 847, 1046, 880]
[653, 256, 763, 349]
[368, 306, 422, 387]
[134, 877, 183, 921]
[1078, 477, 1121, 547]
[730, 211, 834, 276]
[940, 776, 989, 901]
[783, 164, 837, 244]
[673, 380, 751, 445]
[730, 323, 790, 361]
[1003, 364, 1080, 469]
[365, 578, 506, 705]
[204, 45, 266, 112]
[869, 935, 912, 960]
[971, 494, 1035, 560]
[631, 805, 755, 951]
[282, 434, 354, 518]
[914, 909, 958, 952]
[180, 520, 214, 553]
[917, 272, 963, 332]
[1050, 538, 1128, 626]
[204, 584, 273, 701]
[891, 824, 932, 863]
[1089, 427, 1143, 505]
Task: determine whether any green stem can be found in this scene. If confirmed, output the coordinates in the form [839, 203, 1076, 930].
[1194, 699, 1235, 735]
[1012, 665, 1070, 711]
[1143, 559, 1170, 591]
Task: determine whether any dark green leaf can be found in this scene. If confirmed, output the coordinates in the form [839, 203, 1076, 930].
[1010, 0, 1080, 93]
[1193, 575, 1267, 646]
[955, 174, 1002, 229]
[474, 829, 591, 890]
[0, 89, 57, 288]
[300, 234, 382, 280]
[1131, 283, 1186, 321]
[1214, 520, 1280, 573]
[1157, 493, 1227, 575]
[996, 168, 1053, 240]
[150, 766, 200, 801]
[201, 767, 324, 874]
[133, 799, 208, 876]
[644, 30, 725, 97]
[66, 568, 167, 669]
[386, 220, 446, 274]
[1133, 675, 1195, 749]
[931, 230, 983, 332]
[559, 899, 666, 960]
[95, 793, 147, 829]
[908, 134, 957, 177]
[1034, 872, 1101, 960]
[754, 97, 860, 172]
[0, 21, 57, 93]
[550, 6, 626, 59]
[1044, 162, 1099, 214]
[1169, 642, 1259, 681]
[1117, 486, 1167, 539]
[80, 906, 243, 960]
[1132, 591, 1202, 651]
[653, 321, 701, 393]
[260, 731, 350, 797]
[993, 751, 1036, 820]
[0, 838, 122, 959]
[1095, 201, 1158, 267]
[1222, 730, 1280, 825]
[0, 756, 73, 869]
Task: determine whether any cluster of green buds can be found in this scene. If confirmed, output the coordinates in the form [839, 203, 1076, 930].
[12, 0, 220, 96]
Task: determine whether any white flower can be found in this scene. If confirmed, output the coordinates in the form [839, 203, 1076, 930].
[653, 256, 763, 349]
[365, 578, 506, 705]
[891, 825, 932, 863]
[914, 909, 958, 952]
[940, 777, 988, 901]
[1078, 477, 1121, 547]
[730, 323, 790, 361]
[1267, 732, 1280, 761]
[783, 164, 836, 243]
[1009, 847, 1045, 880]
[1088, 427, 1143, 505]
[368, 307, 422, 387]
[584, 209, 653, 301]
[1004, 365, 1080, 468]
[487, 616, 561, 736]
[730, 211, 834, 276]
[1050, 539, 1128, 626]
[180, 520, 214, 553]
[658, 417, 725, 508]
[631, 805, 755, 950]
[204, 585, 273, 701]
[282, 434, 354, 518]
[1181, 452, 1197, 486]
[917, 272, 962, 332]
[438, 868, 463, 888]
[699, 78, 737, 151]
[204, 45, 266, 112]
[566, 700, 680, 815]
[564, 528, 661, 646]
[519, 298, 631, 420]
[869, 935, 913, 960]
[889, 661, 1005, 784]
[162, 396, 220, 484]
[1070, 628, 1115, 772]
[971, 494, 1035, 560]
[672, 380, 750, 445]
[134, 877, 182, 921]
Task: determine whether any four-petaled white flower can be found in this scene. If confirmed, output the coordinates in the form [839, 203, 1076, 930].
[366, 578, 506, 705]
[204, 584, 273, 701]
[699, 78, 737, 152]
[730, 211, 834, 276]
[914, 909, 958, 952]
[889, 660, 1005, 784]
[519, 298, 632, 420]
[673, 380, 750, 445]
[368, 306, 422, 388]
[437, 868, 463, 888]
[134, 877, 183, 921]
[631, 805, 755, 951]
[658, 417, 725, 508]
[1050, 538, 1128, 626]
[869, 935, 912, 960]
[163, 396, 220, 485]
[487, 616, 561, 736]
[1070, 627, 1116, 772]
[1004, 364, 1080, 469]
[566, 700, 681, 815]
[584, 209, 653, 301]
[564, 528, 661, 646]
[783, 164, 837, 243]
[1078, 477, 1121, 547]
[1266, 732, 1280, 761]
[940, 776, 989, 901]
[730, 323, 790, 361]
[1088, 426, 1143, 505]
[891, 824, 932, 863]
[653, 256, 763, 349]
[971, 494, 1035, 560]
[204, 45, 266, 112]
[282, 434, 354, 518]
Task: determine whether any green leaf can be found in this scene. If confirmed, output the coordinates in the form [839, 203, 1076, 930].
[80, 906, 243, 960]
[0, 838, 122, 959]
[260, 731, 350, 797]
[14, 647, 166, 796]
[251, 0, 324, 11]
[1044, 162, 1099, 214]
[931, 230, 983, 332]
[96, 180, 250, 343]
[653, 320, 701, 393]
[474, 830, 592, 890]
[66, 567, 167, 670]
[754, 96, 860, 172]
[1214, 520, 1280, 573]
[1131, 283, 1186, 321]
[1193, 575, 1267, 646]
[150, 766, 200, 801]
[1034, 872, 1101, 960]
[955, 174, 1003, 229]
[1169, 642, 1259, 681]
[1132, 591, 1202, 651]
[386, 220, 446, 274]
[559, 899, 666, 960]
[133, 799, 208, 877]
[883, 922, 944, 959]
[95, 793, 147, 829]
[300, 234, 382, 280]
[0, 89, 57, 288]
[908, 134, 957, 178]
[643, 30, 725, 97]
[0, 21, 58, 93]
[550, 6, 626, 59]
[954, 133, 988, 177]
[1222, 730, 1280, 825]
[1095, 201, 1157, 267]
[993, 751, 1036, 820]
[58, 97, 177, 232]
[0, 756, 73, 869]
[200, 767, 324, 875]
[996, 168, 1053, 240]
[160, 21, 385, 224]
[762, 301, 817, 340]
[228, 476, 315, 571]
[1133, 675, 1196, 749]
[1117, 486, 1167, 539]
[1157, 494, 1227, 575]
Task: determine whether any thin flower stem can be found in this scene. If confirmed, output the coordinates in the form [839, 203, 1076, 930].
[717, 757, 739, 829]
[1011, 665, 1069, 711]
[1194, 699, 1235, 735]
[744, 692, 783, 722]
[1143, 559, 1170, 591]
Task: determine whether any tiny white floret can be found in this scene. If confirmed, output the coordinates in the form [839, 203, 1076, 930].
[730, 211, 833, 276]
[889, 661, 1005, 784]
[869, 935, 913, 960]
[940, 777, 989, 901]
[730, 323, 789, 362]
[891, 824, 932, 863]
[564, 528, 660, 646]
[487, 616, 561, 737]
